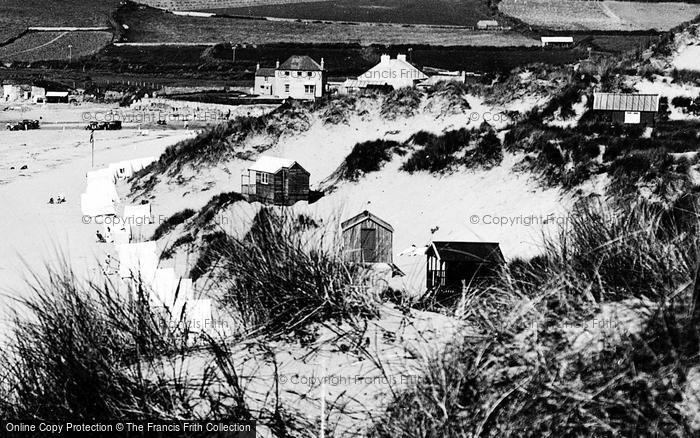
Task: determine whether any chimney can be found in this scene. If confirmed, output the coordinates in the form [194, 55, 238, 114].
[276, 60, 280, 68]
[380, 54, 390, 63]
[320, 57, 325, 70]
[256, 63, 260, 71]
[397, 54, 406, 62]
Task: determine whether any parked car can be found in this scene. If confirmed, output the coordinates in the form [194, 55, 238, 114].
[85, 121, 122, 130]
[6, 120, 40, 131]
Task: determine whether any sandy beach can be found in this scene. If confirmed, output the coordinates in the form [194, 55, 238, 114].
[0, 108, 193, 333]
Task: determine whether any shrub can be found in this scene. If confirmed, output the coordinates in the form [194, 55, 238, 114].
[471, 130, 503, 168]
[381, 87, 422, 120]
[190, 191, 245, 230]
[152, 208, 196, 240]
[402, 128, 472, 173]
[340, 140, 405, 180]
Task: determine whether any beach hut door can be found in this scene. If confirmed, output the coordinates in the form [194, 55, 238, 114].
[360, 228, 376, 262]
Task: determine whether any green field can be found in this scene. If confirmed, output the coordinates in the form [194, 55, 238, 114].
[0, 0, 120, 44]
[0, 31, 114, 62]
[209, 0, 491, 26]
[118, 6, 537, 46]
[499, 0, 700, 31]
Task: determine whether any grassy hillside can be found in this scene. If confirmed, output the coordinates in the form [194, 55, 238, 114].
[0, 0, 120, 44]
[209, 0, 492, 26]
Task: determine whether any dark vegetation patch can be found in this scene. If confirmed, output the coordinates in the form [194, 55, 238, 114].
[505, 117, 699, 192]
[338, 140, 407, 181]
[402, 128, 473, 173]
[189, 191, 246, 231]
[402, 126, 503, 173]
[152, 208, 196, 241]
[381, 87, 423, 120]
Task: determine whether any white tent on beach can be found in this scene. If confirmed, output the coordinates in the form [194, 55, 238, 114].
[109, 156, 158, 179]
[87, 168, 116, 185]
[123, 203, 153, 224]
[80, 192, 116, 217]
[116, 241, 159, 281]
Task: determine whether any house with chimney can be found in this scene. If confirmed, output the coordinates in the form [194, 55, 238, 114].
[254, 55, 325, 100]
[339, 54, 428, 93]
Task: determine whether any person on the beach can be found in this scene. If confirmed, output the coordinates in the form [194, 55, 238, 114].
[48, 197, 54, 204]
[96, 230, 106, 243]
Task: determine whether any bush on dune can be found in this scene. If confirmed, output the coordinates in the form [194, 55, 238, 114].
[402, 128, 472, 173]
[338, 139, 406, 181]
[381, 87, 422, 120]
[152, 208, 196, 240]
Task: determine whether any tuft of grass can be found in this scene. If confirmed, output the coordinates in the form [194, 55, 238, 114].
[339, 139, 406, 181]
[381, 87, 423, 120]
[189, 191, 245, 230]
[402, 128, 472, 173]
[152, 208, 196, 241]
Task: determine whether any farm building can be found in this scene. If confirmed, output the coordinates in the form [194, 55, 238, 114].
[426, 241, 504, 291]
[241, 156, 310, 206]
[341, 211, 394, 264]
[254, 55, 325, 100]
[340, 54, 428, 92]
[593, 92, 659, 126]
[477, 20, 499, 30]
[541, 36, 574, 48]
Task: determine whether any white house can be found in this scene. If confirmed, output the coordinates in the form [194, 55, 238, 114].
[341, 54, 428, 92]
[254, 55, 325, 100]
[541, 36, 574, 48]
[477, 20, 499, 30]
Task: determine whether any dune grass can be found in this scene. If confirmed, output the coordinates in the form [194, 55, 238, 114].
[371, 196, 700, 437]
[191, 208, 379, 335]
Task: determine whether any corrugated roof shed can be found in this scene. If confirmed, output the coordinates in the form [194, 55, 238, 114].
[278, 55, 323, 71]
[593, 92, 659, 112]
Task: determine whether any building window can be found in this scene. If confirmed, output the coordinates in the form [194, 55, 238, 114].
[297, 71, 302, 77]
[284, 84, 290, 93]
[256, 172, 270, 184]
[285, 71, 290, 76]
[307, 72, 313, 77]
[304, 85, 315, 94]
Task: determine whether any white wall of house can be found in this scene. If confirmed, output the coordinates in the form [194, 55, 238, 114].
[254, 75, 274, 96]
[274, 70, 323, 99]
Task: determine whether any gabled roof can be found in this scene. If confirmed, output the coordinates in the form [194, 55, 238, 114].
[255, 67, 276, 77]
[341, 210, 394, 232]
[477, 20, 499, 26]
[248, 156, 307, 174]
[427, 241, 504, 264]
[359, 55, 428, 83]
[278, 55, 323, 71]
[593, 92, 659, 112]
